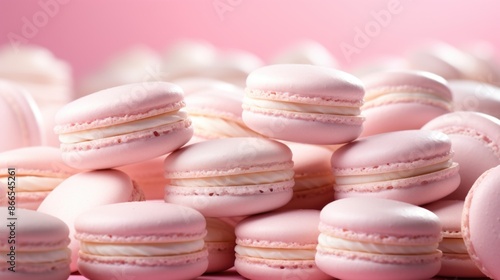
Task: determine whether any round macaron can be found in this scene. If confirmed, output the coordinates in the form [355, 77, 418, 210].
[37, 169, 145, 272]
[0, 146, 77, 210]
[118, 155, 169, 200]
[204, 218, 236, 273]
[0, 207, 71, 280]
[360, 70, 452, 137]
[462, 165, 500, 279]
[242, 64, 365, 144]
[422, 111, 500, 199]
[449, 80, 500, 119]
[54, 82, 193, 170]
[164, 137, 295, 217]
[331, 129, 460, 205]
[424, 200, 485, 278]
[75, 201, 208, 280]
[316, 197, 442, 280]
[235, 209, 330, 280]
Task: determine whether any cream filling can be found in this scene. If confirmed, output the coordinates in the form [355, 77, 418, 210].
[294, 175, 335, 191]
[439, 238, 468, 254]
[0, 176, 64, 192]
[334, 160, 452, 185]
[244, 96, 360, 116]
[189, 115, 260, 138]
[59, 110, 188, 144]
[168, 169, 295, 187]
[0, 248, 70, 263]
[235, 245, 315, 260]
[364, 92, 450, 104]
[80, 239, 204, 257]
[318, 234, 438, 255]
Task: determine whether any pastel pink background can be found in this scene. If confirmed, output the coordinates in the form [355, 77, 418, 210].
[1, 0, 499, 81]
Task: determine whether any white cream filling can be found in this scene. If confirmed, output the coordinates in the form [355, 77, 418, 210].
[439, 238, 468, 254]
[168, 169, 295, 187]
[244, 96, 360, 115]
[334, 160, 452, 185]
[318, 234, 438, 255]
[80, 239, 204, 257]
[364, 92, 450, 104]
[0, 176, 64, 192]
[294, 175, 334, 192]
[189, 115, 260, 138]
[235, 245, 315, 260]
[59, 110, 189, 144]
[0, 248, 70, 263]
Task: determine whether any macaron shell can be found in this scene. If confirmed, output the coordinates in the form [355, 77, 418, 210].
[205, 218, 236, 273]
[449, 79, 500, 119]
[0, 268, 70, 280]
[117, 156, 168, 200]
[235, 257, 330, 280]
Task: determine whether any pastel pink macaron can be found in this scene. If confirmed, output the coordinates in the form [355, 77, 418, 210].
[0, 146, 78, 210]
[0, 207, 71, 280]
[448, 79, 500, 119]
[243, 64, 365, 144]
[164, 137, 295, 217]
[75, 201, 208, 280]
[462, 165, 500, 279]
[54, 82, 193, 170]
[316, 197, 442, 280]
[235, 209, 330, 280]
[38, 169, 145, 272]
[204, 218, 236, 273]
[118, 155, 169, 200]
[0, 79, 43, 152]
[422, 111, 500, 199]
[331, 129, 460, 205]
[360, 70, 453, 137]
[424, 200, 485, 278]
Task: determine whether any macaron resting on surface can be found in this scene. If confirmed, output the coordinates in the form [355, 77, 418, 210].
[331, 130, 460, 205]
[243, 64, 365, 144]
[54, 82, 193, 169]
[164, 137, 294, 217]
[316, 197, 442, 280]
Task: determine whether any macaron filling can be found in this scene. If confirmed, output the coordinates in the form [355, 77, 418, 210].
[6, 248, 71, 264]
[0, 176, 64, 192]
[235, 245, 316, 260]
[294, 174, 335, 192]
[80, 239, 205, 256]
[188, 115, 259, 138]
[363, 91, 452, 110]
[439, 237, 468, 254]
[168, 169, 294, 187]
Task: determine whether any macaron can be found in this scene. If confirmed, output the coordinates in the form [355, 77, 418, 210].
[205, 218, 236, 273]
[0, 207, 71, 280]
[422, 111, 500, 199]
[37, 169, 145, 271]
[164, 137, 294, 217]
[316, 197, 442, 280]
[242, 64, 365, 144]
[235, 209, 330, 280]
[0, 79, 43, 152]
[424, 200, 485, 278]
[360, 70, 452, 137]
[75, 201, 208, 280]
[271, 40, 338, 67]
[278, 143, 334, 210]
[448, 79, 500, 119]
[172, 77, 240, 96]
[331, 129, 460, 205]
[462, 165, 500, 279]
[54, 81, 193, 170]
[0, 146, 78, 210]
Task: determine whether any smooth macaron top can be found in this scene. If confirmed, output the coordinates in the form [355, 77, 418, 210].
[236, 209, 320, 248]
[449, 80, 500, 118]
[75, 201, 206, 243]
[246, 64, 364, 105]
[320, 197, 441, 239]
[164, 137, 293, 178]
[54, 82, 185, 133]
[362, 70, 452, 100]
[331, 130, 452, 175]
[424, 200, 463, 238]
[0, 207, 69, 249]
[185, 88, 244, 119]
[0, 146, 77, 177]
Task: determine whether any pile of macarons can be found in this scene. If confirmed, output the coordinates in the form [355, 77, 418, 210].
[1, 39, 500, 280]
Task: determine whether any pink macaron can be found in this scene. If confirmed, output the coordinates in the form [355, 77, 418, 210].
[242, 64, 365, 144]
[462, 165, 500, 279]
[75, 201, 208, 280]
[0, 79, 43, 152]
[0, 146, 78, 210]
[204, 218, 236, 273]
[0, 207, 71, 280]
[448, 79, 500, 119]
[316, 197, 442, 280]
[422, 111, 500, 200]
[164, 137, 295, 217]
[424, 200, 485, 278]
[54, 82, 193, 170]
[331, 129, 460, 205]
[235, 209, 330, 280]
[37, 169, 145, 272]
[360, 70, 452, 137]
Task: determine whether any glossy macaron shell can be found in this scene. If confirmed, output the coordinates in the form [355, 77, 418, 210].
[449, 79, 500, 119]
